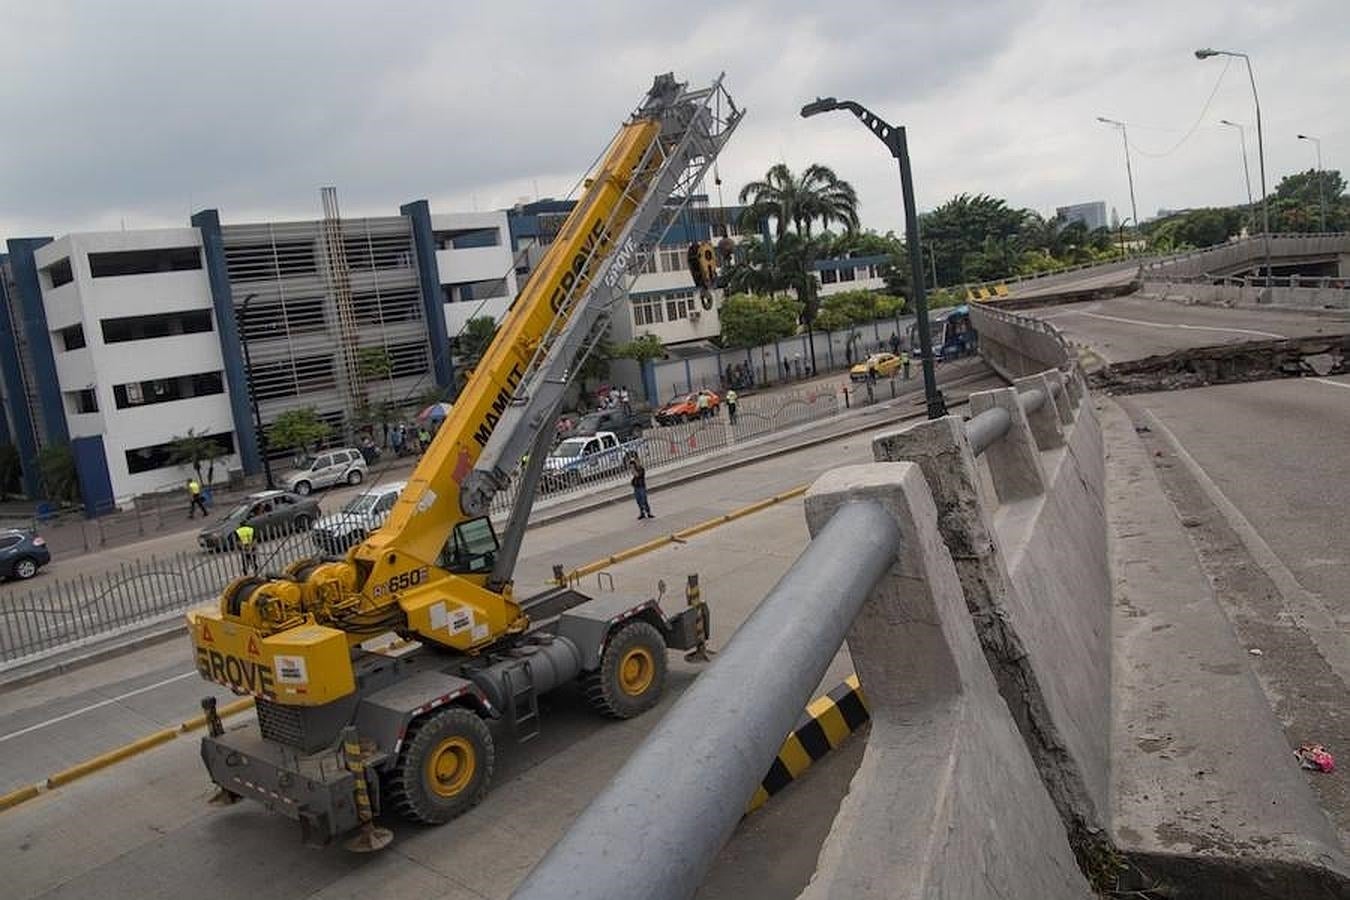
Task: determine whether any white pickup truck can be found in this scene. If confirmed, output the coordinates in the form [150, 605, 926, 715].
[541, 431, 645, 491]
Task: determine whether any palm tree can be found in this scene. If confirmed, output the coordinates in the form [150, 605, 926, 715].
[738, 164, 860, 239]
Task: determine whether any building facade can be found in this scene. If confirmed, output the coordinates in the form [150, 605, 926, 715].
[1055, 201, 1109, 232]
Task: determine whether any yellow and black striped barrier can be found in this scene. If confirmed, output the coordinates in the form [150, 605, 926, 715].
[747, 674, 869, 812]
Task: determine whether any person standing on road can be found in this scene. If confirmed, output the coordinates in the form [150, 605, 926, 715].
[235, 522, 258, 574]
[187, 479, 209, 519]
[889, 332, 900, 355]
[696, 390, 710, 420]
[628, 453, 653, 519]
[725, 388, 738, 425]
[901, 350, 911, 381]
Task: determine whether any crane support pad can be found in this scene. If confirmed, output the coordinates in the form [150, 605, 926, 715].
[201, 724, 361, 842]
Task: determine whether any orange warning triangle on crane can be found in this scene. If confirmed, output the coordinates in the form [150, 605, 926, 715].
[200, 622, 214, 643]
[246, 634, 261, 657]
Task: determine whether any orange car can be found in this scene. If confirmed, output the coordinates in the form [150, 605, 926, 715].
[655, 389, 720, 424]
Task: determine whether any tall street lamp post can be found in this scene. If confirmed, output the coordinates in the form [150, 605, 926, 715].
[1096, 117, 1140, 231]
[1218, 119, 1255, 234]
[236, 293, 275, 489]
[801, 96, 947, 418]
[1296, 133, 1326, 233]
[1197, 48, 1271, 283]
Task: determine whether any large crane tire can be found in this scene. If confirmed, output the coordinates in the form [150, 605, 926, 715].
[386, 706, 494, 824]
[582, 620, 667, 719]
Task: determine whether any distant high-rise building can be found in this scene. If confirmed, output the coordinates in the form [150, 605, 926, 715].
[1056, 201, 1108, 232]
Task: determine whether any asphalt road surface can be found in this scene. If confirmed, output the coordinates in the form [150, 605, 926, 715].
[1023, 294, 1350, 364]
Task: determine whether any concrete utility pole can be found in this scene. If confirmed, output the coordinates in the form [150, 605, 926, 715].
[1219, 119, 1255, 233]
[1297, 134, 1326, 232]
[1197, 49, 1272, 283]
[1096, 117, 1139, 232]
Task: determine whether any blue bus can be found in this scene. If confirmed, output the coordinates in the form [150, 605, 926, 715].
[908, 305, 977, 360]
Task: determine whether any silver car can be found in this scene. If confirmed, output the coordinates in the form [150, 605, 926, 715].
[283, 448, 368, 496]
[310, 480, 406, 555]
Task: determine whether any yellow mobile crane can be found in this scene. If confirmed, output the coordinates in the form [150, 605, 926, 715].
[188, 73, 742, 846]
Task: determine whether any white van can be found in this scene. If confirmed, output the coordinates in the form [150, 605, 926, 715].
[310, 480, 406, 555]
[284, 448, 368, 495]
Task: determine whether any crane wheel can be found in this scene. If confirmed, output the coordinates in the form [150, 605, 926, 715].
[582, 620, 667, 719]
[386, 706, 494, 825]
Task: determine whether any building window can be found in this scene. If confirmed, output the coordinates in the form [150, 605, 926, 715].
[433, 228, 501, 250]
[442, 279, 509, 304]
[65, 389, 99, 415]
[820, 269, 838, 284]
[44, 257, 74, 289]
[57, 323, 87, 351]
[631, 296, 665, 327]
[664, 290, 695, 321]
[633, 251, 657, 275]
[101, 309, 213, 343]
[125, 431, 234, 475]
[89, 247, 202, 278]
[660, 247, 686, 273]
[113, 370, 224, 410]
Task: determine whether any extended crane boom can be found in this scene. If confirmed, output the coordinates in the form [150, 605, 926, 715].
[187, 73, 741, 847]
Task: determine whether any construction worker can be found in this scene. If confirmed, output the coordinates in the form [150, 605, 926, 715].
[235, 522, 258, 574]
[187, 479, 209, 519]
[696, 391, 710, 420]
[901, 351, 911, 381]
[725, 388, 738, 425]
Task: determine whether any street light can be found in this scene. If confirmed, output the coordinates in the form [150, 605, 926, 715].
[1218, 119, 1255, 234]
[1296, 133, 1326, 232]
[236, 293, 275, 489]
[1197, 48, 1271, 282]
[1096, 117, 1139, 231]
[800, 96, 947, 419]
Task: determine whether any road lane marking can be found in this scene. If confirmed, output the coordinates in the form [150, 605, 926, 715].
[0, 671, 196, 744]
[1068, 310, 1287, 340]
[1308, 377, 1350, 390]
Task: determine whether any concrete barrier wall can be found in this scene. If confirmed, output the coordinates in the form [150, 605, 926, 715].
[1142, 233, 1350, 279]
[1147, 278, 1350, 310]
[800, 463, 1093, 899]
[969, 302, 1071, 380]
[801, 316, 1108, 895]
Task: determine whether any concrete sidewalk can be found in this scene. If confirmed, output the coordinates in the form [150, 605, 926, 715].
[1102, 398, 1347, 896]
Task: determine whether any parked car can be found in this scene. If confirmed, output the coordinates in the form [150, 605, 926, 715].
[0, 528, 51, 581]
[541, 431, 644, 491]
[655, 390, 720, 425]
[310, 480, 406, 555]
[198, 490, 321, 552]
[283, 448, 368, 496]
[849, 352, 902, 382]
[572, 407, 652, 442]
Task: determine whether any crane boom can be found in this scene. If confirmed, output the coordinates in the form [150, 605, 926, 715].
[188, 73, 742, 706]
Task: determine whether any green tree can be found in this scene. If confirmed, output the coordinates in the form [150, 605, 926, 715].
[168, 427, 228, 484]
[613, 333, 665, 364]
[268, 408, 332, 459]
[1270, 168, 1347, 232]
[37, 445, 80, 504]
[738, 163, 860, 240]
[718, 293, 801, 348]
[356, 346, 392, 383]
[813, 290, 905, 332]
[920, 194, 1028, 284]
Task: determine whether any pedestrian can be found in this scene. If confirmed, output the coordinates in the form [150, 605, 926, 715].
[618, 386, 631, 414]
[235, 522, 258, 574]
[418, 426, 431, 453]
[726, 388, 738, 424]
[696, 390, 710, 419]
[628, 453, 652, 519]
[890, 332, 900, 355]
[901, 351, 912, 381]
[187, 478, 209, 519]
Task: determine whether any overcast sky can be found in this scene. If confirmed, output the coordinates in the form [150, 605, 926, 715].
[2, 0, 1346, 243]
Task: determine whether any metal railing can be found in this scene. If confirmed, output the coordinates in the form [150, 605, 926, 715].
[965, 380, 1059, 456]
[0, 521, 320, 667]
[512, 499, 901, 900]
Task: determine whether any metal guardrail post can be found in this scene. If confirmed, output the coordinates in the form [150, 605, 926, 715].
[512, 500, 900, 900]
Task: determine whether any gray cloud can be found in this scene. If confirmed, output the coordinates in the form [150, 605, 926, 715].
[1, 0, 1346, 240]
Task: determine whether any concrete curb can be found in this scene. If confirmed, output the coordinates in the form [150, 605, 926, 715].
[748, 675, 869, 813]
